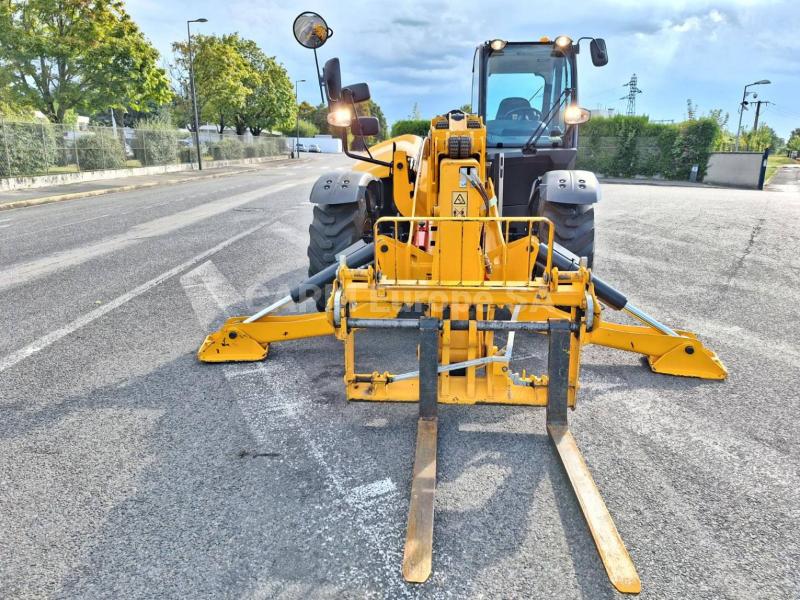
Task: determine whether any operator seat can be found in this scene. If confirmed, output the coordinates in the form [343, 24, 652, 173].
[496, 97, 532, 119]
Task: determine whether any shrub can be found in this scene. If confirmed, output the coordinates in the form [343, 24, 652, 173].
[0, 120, 58, 177]
[577, 115, 719, 180]
[134, 115, 179, 166]
[76, 130, 125, 171]
[391, 119, 430, 137]
[210, 138, 245, 160]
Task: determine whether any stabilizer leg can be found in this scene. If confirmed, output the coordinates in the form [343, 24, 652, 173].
[547, 320, 641, 595]
[402, 318, 439, 583]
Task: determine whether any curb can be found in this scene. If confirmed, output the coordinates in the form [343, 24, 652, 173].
[0, 167, 259, 212]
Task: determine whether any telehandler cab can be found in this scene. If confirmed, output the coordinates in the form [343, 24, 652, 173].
[198, 12, 726, 594]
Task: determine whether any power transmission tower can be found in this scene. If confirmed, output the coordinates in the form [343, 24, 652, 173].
[620, 74, 642, 116]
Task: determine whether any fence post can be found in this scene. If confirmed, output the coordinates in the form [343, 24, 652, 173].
[142, 130, 148, 166]
[39, 122, 49, 174]
[74, 124, 81, 171]
[1, 119, 12, 176]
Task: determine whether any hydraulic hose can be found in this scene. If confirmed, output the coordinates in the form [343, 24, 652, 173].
[289, 242, 375, 303]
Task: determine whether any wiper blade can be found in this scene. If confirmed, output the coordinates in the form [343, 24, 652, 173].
[522, 88, 572, 153]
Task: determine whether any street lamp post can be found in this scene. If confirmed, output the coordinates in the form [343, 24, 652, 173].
[294, 79, 306, 159]
[734, 79, 770, 151]
[187, 18, 208, 169]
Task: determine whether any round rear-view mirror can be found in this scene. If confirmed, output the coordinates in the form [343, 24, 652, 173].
[293, 12, 332, 49]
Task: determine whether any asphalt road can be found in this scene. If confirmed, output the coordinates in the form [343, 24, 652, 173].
[1, 154, 798, 599]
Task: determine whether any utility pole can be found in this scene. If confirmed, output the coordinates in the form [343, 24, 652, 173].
[620, 74, 642, 117]
[734, 79, 770, 151]
[295, 79, 306, 159]
[187, 18, 208, 170]
[751, 100, 771, 132]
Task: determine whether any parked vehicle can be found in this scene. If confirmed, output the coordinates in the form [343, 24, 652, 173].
[295, 142, 306, 152]
[308, 143, 321, 153]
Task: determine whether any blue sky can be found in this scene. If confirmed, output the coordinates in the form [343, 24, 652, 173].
[127, 0, 800, 138]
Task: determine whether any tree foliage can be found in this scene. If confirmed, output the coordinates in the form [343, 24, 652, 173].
[231, 38, 295, 136]
[0, 0, 172, 123]
[172, 33, 296, 137]
[391, 119, 430, 137]
[740, 124, 782, 152]
[787, 129, 800, 152]
[172, 34, 253, 134]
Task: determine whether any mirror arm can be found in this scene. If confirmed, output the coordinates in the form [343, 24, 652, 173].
[313, 48, 327, 104]
[347, 92, 377, 163]
[339, 89, 391, 168]
[340, 127, 391, 168]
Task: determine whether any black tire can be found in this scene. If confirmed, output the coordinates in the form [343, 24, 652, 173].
[537, 199, 595, 268]
[307, 201, 367, 311]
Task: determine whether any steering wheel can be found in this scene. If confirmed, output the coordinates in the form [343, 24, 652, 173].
[502, 107, 541, 121]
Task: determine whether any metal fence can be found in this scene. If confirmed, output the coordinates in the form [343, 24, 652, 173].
[0, 119, 290, 178]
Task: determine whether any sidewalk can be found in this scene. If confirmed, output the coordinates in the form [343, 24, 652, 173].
[765, 164, 800, 193]
[599, 176, 714, 188]
[0, 160, 295, 211]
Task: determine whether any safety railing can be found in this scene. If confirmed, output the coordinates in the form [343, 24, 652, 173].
[373, 216, 554, 287]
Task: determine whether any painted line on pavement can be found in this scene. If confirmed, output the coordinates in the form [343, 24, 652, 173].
[0, 178, 314, 292]
[179, 259, 405, 593]
[0, 219, 282, 374]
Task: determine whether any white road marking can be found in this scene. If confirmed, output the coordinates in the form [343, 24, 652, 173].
[0, 178, 314, 292]
[3, 213, 111, 240]
[180, 259, 405, 593]
[0, 219, 279, 374]
[347, 478, 397, 504]
[0, 224, 11, 229]
[0, 218, 12, 224]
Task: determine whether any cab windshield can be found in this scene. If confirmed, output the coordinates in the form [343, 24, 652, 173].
[484, 44, 573, 148]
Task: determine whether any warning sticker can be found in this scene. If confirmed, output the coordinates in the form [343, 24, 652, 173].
[451, 191, 468, 217]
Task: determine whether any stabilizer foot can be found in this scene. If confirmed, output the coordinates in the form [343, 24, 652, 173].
[548, 425, 641, 594]
[197, 319, 269, 363]
[402, 417, 438, 583]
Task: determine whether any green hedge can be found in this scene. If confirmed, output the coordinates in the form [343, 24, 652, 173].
[0, 121, 58, 177]
[76, 130, 126, 171]
[210, 138, 245, 160]
[391, 119, 430, 137]
[577, 116, 720, 180]
[135, 128, 179, 166]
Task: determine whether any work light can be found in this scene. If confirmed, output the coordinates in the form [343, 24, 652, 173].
[564, 105, 590, 124]
[327, 105, 352, 127]
[555, 35, 573, 49]
[490, 39, 507, 51]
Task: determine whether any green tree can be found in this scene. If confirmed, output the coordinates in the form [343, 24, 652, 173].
[230, 37, 295, 136]
[742, 124, 781, 152]
[172, 34, 254, 134]
[0, 0, 172, 123]
[787, 131, 800, 152]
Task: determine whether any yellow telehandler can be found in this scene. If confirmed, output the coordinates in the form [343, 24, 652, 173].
[198, 12, 726, 593]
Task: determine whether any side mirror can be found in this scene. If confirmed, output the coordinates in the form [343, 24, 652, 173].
[590, 38, 608, 66]
[323, 58, 342, 103]
[343, 82, 371, 103]
[351, 116, 380, 137]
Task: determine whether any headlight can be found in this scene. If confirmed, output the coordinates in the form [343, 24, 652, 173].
[326, 105, 352, 127]
[554, 35, 573, 49]
[564, 105, 590, 125]
[490, 39, 507, 51]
